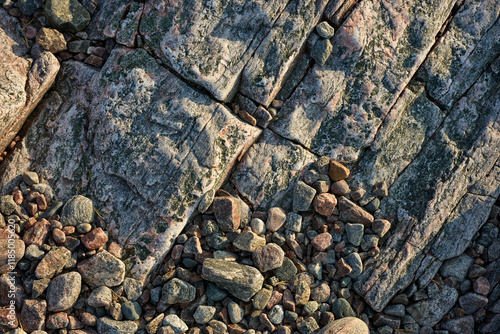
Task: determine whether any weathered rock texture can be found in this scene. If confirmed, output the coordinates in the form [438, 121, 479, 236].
[0, 8, 59, 154]
[0, 0, 499, 321]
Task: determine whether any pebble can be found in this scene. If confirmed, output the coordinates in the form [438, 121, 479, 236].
[311, 39, 333, 66]
[285, 212, 302, 232]
[122, 301, 141, 321]
[22, 171, 39, 185]
[346, 223, 364, 247]
[0, 228, 25, 273]
[183, 236, 202, 254]
[61, 195, 94, 226]
[123, 277, 143, 301]
[46, 272, 81, 312]
[162, 314, 188, 334]
[233, 230, 266, 252]
[198, 189, 215, 213]
[339, 197, 374, 226]
[252, 243, 285, 272]
[295, 279, 311, 305]
[269, 305, 284, 324]
[0, 195, 17, 215]
[304, 170, 319, 185]
[330, 180, 350, 196]
[77, 250, 125, 287]
[384, 304, 405, 317]
[297, 317, 320, 334]
[365, 198, 380, 212]
[372, 219, 391, 237]
[294, 181, 317, 212]
[440, 254, 474, 282]
[251, 218, 266, 235]
[332, 298, 356, 319]
[316, 21, 335, 39]
[311, 283, 330, 303]
[275, 257, 298, 281]
[80, 227, 108, 251]
[76, 223, 92, 234]
[361, 234, 379, 251]
[313, 193, 337, 216]
[458, 292, 488, 314]
[267, 207, 286, 232]
[206, 282, 228, 301]
[213, 197, 241, 232]
[36, 27, 67, 53]
[328, 161, 350, 181]
[20, 299, 46, 332]
[253, 288, 273, 310]
[88, 286, 112, 307]
[44, 0, 91, 33]
[308, 262, 322, 280]
[52, 228, 66, 243]
[311, 232, 333, 251]
[344, 253, 363, 279]
[97, 317, 138, 334]
[161, 278, 196, 304]
[317, 317, 369, 334]
[194, 305, 216, 324]
[35, 246, 71, 279]
[473, 276, 490, 295]
[45, 312, 69, 329]
[228, 302, 244, 323]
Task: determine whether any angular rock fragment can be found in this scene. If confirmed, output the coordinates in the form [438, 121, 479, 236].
[338, 197, 373, 226]
[44, 0, 91, 32]
[213, 197, 241, 232]
[406, 284, 458, 327]
[77, 250, 125, 288]
[202, 258, 264, 302]
[161, 278, 196, 305]
[0, 228, 24, 274]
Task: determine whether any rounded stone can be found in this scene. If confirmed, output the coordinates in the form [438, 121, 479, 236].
[316, 21, 335, 39]
[44, 0, 91, 33]
[317, 317, 369, 334]
[77, 250, 125, 288]
[46, 272, 82, 312]
[252, 243, 284, 272]
[36, 27, 66, 53]
[251, 218, 266, 235]
[87, 286, 112, 307]
[206, 282, 228, 301]
[122, 301, 141, 321]
[269, 304, 284, 324]
[161, 278, 196, 304]
[194, 305, 216, 324]
[227, 302, 244, 324]
[61, 195, 94, 227]
[331, 298, 356, 319]
[313, 193, 337, 216]
[275, 258, 298, 282]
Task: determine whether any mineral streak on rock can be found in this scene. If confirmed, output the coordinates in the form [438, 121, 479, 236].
[271, 0, 457, 162]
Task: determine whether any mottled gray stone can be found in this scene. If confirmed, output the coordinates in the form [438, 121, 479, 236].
[202, 258, 264, 301]
[46, 272, 81, 312]
[60, 195, 94, 226]
[44, 0, 91, 33]
[418, 0, 500, 109]
[97, 317, 138, 334]
[311, 39, 332, 66]
[406, 285, 458, 327]
[161, 278, 196, 305]
[77, 251, 125, 288]
[439, 254, 474, 282]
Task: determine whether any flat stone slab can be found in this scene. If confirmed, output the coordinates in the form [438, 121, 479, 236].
[0, 8, 59, 153]
[270, 0, 457, 162]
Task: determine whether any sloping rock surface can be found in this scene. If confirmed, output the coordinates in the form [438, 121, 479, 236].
[0, 8, 60, 154]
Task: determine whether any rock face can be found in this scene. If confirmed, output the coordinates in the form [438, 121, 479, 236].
[0, 8, 59, 154]
[202, 258, 264, 302]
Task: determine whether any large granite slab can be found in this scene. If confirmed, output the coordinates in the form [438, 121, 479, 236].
[270, 0, 457, 162]
[139, 0, 289, 101]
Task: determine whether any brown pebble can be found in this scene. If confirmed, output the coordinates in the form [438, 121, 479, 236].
[52, 228, 66, 243]
[238, 109, 257, 126]
[81, 227, 108, 250]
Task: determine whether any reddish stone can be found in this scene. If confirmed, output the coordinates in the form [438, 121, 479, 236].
[473, 308, 486, 323]
[0, 228, 25, 274]
[84, 55, 104, 67]
[183, 236, 202, 254]
[338, 197, 374, 226]
[74, 53, 87, 61]
[372, 219, 391, 237]
[92, 46, 107, 58]
[334, 241, 346, 253]
[228, 324, 246, 334]
[260, 313, 275, 332]
[23, 219, 51, 246]
[58, 51, 73, 61]
[329, 161, 350, 181]
[12, 189, 23, 204]
[52, 228, 66, 243]
[283, 289, 295, 311]
[286, 238, 303, 259]
[81, 227, 108, 250]
[62, 226, 75, 235]
[252, 243, 284, 272]
[330, 180, 350, 196]
[332, 221, 345, 234]
[36, 195, 48, 211]
[0, 306, 18, 331]
[171, 244, 184, 260]
[107, 241, 123, 259]
[266, 207, 286, 232]
[313, 193, 337, 216]
[20, 299, 47, 332]
[311, 232, 333, 252]
[442, 315, 474, 334]
[473, 277, 490, 295]
[68, 315, 84, 329]
[46, 312, 69, 329]
[213, 197, 241, 232]
[25, 26, 38, 40]
[80, 312, 97, 326]
[24, 217, 37, 229]
[266, 291, 283, 310]
[26, 191, 40, 202]
[26, 202, 38, 216]
[35, 247, 71, 279]
[335, 258, 352, 277]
